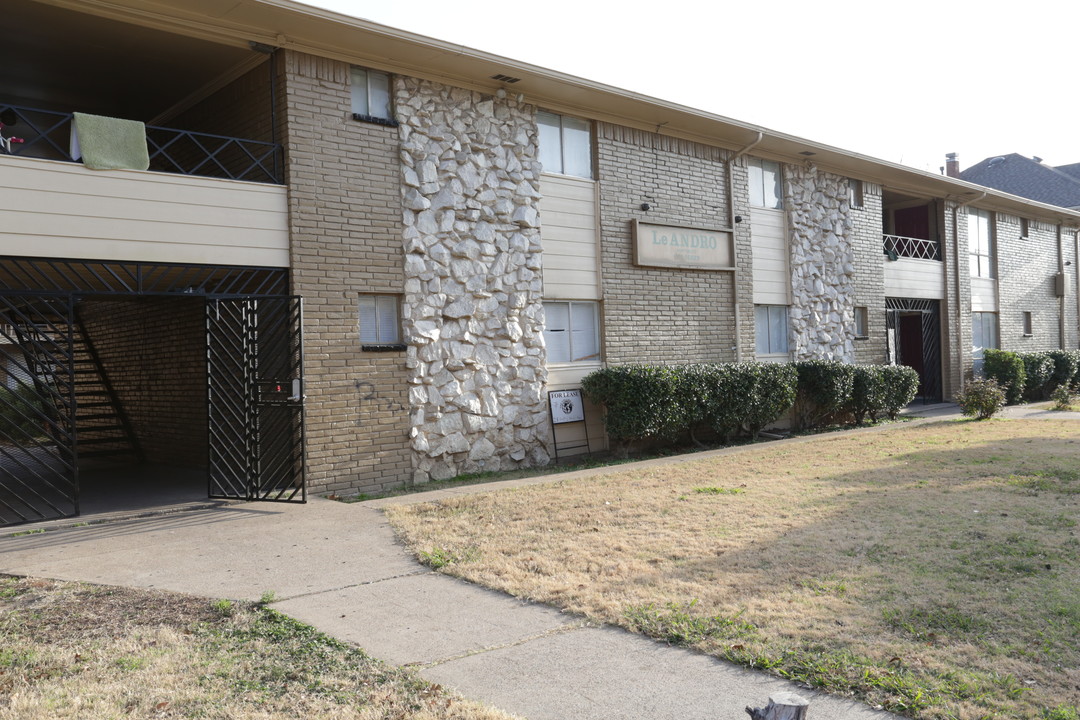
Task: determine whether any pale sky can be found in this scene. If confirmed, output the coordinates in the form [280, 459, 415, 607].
[306, 0, 1075, 175]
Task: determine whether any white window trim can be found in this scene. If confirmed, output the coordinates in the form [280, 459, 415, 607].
[747, 157, 783, 210]
[969, 208, 995, 279]
[537, 111, 593, 179]
[755, 304, 790, 357]
[543, 300, 601, 364]
[350, 67, 396, 125]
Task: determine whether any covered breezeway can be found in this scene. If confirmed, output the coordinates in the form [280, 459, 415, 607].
[0, 257, 306, 527]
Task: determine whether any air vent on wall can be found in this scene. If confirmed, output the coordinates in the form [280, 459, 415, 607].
[491, 73, 521, 83]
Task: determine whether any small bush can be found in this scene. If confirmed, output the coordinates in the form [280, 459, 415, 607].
[983, 349, 1026, 405]
[793, 360, 854, 430]
[1051, 384, 1074, 411]
[956, 378, 1006, 420]
[0, 384, 51, 440]
[880, 365, 921, 419]
[1019, 351, 1055, 401]
[581, 365, 687, 445]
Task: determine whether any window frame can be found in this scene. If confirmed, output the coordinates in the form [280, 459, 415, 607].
[968, 208, 995, 278]
[358, 294, 404, 350]
[747, 157, 783, 209]
[854, 306, 869, 339]
[537, 110, 593, 179]
[754, 305, 790, 357]
[350, 66, 397, 127]
[1022, 311, 1033, 337]
[848, 178, 864, 209]
[542, 300, 601, 364]
[971, 311, 999, 376]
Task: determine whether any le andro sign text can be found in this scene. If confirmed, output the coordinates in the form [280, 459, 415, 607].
[632, 221, 735, 271]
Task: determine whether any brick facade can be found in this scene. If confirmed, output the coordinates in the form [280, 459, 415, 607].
[595, 124, 745, 365]
[281, 51, 411, 495]
[78, 296, 207, 468]
[849, 182, 887, 365]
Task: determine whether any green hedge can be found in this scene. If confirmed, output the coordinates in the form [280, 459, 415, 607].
[1019, 351, 1055, 401]
[0, 384, 50, 440]
[582, 361, 917, 448]
[983, 349, 1026, 405]
[1046, 350, 1080, 392]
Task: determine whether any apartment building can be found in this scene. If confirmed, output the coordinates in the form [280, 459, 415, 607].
[1, 0, 1077, 525]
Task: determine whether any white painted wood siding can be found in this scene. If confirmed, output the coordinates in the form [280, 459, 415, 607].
[751, 207, 789, 304]
[883, 258, 945, 299]
[546, 362, 607, 455]
[970, 277, 999, 312]
[540, 173, 599, 300]
[0, 156, 289, 266]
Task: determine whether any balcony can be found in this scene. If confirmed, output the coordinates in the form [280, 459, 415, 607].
[882, 234, 940, 262]
[1, 104, 282, 185]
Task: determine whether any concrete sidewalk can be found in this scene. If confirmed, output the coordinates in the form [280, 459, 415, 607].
[0, 494, 902, 720]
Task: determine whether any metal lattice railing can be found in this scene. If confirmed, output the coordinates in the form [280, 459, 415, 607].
[0, 103, 282, 185]
[883, 234, 941, 261]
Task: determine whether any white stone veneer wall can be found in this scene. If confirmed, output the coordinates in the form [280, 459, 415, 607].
[785, 164, 856, 360]
[396, 78, 551, 482]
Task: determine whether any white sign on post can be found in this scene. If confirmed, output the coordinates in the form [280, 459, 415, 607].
[549, 389, 585, 424]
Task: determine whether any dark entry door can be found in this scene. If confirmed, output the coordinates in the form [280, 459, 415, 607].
[206, 297, 305, 502]
[886, 298, 942, 403]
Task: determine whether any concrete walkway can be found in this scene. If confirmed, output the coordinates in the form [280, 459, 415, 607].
[11, 403, 1078, 719]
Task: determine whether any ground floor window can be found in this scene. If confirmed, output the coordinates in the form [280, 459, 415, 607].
[543, 301, 600, 363]
[854, 306, 869, 339]
[755, 305, 789, 357]
[359, 294, 401, 346]
[971, 312, 998, 376]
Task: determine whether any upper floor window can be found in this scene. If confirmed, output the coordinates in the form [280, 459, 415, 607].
[537, 111, 592, 179]
[854, 306, 869, 339]
[849, 178, 864, 209]
[968, 208, 995, 278]
[543, 301, 600, 363]
[351, 67, 394, 125]
[748, 158, 782, 209]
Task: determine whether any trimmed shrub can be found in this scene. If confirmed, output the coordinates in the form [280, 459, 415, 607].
[956, 378, 1006, 420]
[736, 363, 798, 438]
[793, 360, 854, 430]
[982, 349, 1025, 405]
[581, 365, 686, 445]
[1051, 383, 1074, 411]
[847, 366, 889, 424]
[879, 365, 920, 420]
[1018, 351, 1054, 401]
[1046, 350, 1080, 394]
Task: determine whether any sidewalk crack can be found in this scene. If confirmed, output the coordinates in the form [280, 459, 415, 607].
[411, 619, 594, 669]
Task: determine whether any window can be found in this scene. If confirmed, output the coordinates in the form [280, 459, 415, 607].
[359, 295, 401, 346]
[543, 301, 600, 363]
[755, 305, 789, 356]
[854, 306, 869, 339]
[747, 158, 782, 209]
[351, 67, 393, 124]
[1020, 217, 1030, 239]
[1023, 311, 1033, 337]
[971, 312, 998, 375]
[537, 111, 592, 179]
[968, 208, 994, 278]
[848, 179, 864, 209]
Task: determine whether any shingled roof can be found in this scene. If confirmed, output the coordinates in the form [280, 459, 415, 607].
[959, 154, 1080, 210]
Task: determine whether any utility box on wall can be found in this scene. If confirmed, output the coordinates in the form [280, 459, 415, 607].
[1054, 272, 1069, 298]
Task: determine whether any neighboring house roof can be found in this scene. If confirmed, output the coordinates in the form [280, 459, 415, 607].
[959, 154, 1080, 210]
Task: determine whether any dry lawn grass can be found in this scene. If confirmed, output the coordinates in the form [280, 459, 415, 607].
[387, 419, 1080, 720]
[0, 576, 516, 720]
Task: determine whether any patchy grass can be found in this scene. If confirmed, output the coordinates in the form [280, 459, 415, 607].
[0, 576, 516, 720]
[386, 419, 1080, 720]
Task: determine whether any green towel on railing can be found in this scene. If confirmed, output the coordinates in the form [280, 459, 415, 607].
[71, 112, 149, 171]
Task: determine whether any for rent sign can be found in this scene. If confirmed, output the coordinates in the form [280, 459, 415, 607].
[632, 221, 735, 271]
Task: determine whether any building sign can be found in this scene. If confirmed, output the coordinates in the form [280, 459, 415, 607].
[549, 389, 585, 424]
[633, 221, 735, 271]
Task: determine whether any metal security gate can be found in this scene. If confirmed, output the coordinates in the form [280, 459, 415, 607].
[0, 295, 78, 525]
[886, 298, 942, 403]
[207, 296, 305, 502]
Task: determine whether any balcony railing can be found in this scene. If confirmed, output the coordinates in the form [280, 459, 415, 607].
[0, 103, 282, 185]
[883, 234, 940, 261]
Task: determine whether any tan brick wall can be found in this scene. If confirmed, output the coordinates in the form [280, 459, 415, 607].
[596, 124, 744, 365]
[281, 51, 411, 495]
[77, 296, 207, 467]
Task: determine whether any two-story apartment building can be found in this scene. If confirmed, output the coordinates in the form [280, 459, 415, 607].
[1, 0, 1078, 526]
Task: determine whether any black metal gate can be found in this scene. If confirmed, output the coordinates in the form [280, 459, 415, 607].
[0, 295, 78, 525]
[206, 297, 305, 502]
[886, 298, 942, 403]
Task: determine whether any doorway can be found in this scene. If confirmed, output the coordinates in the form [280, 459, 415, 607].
[886, 298, 942, 403]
